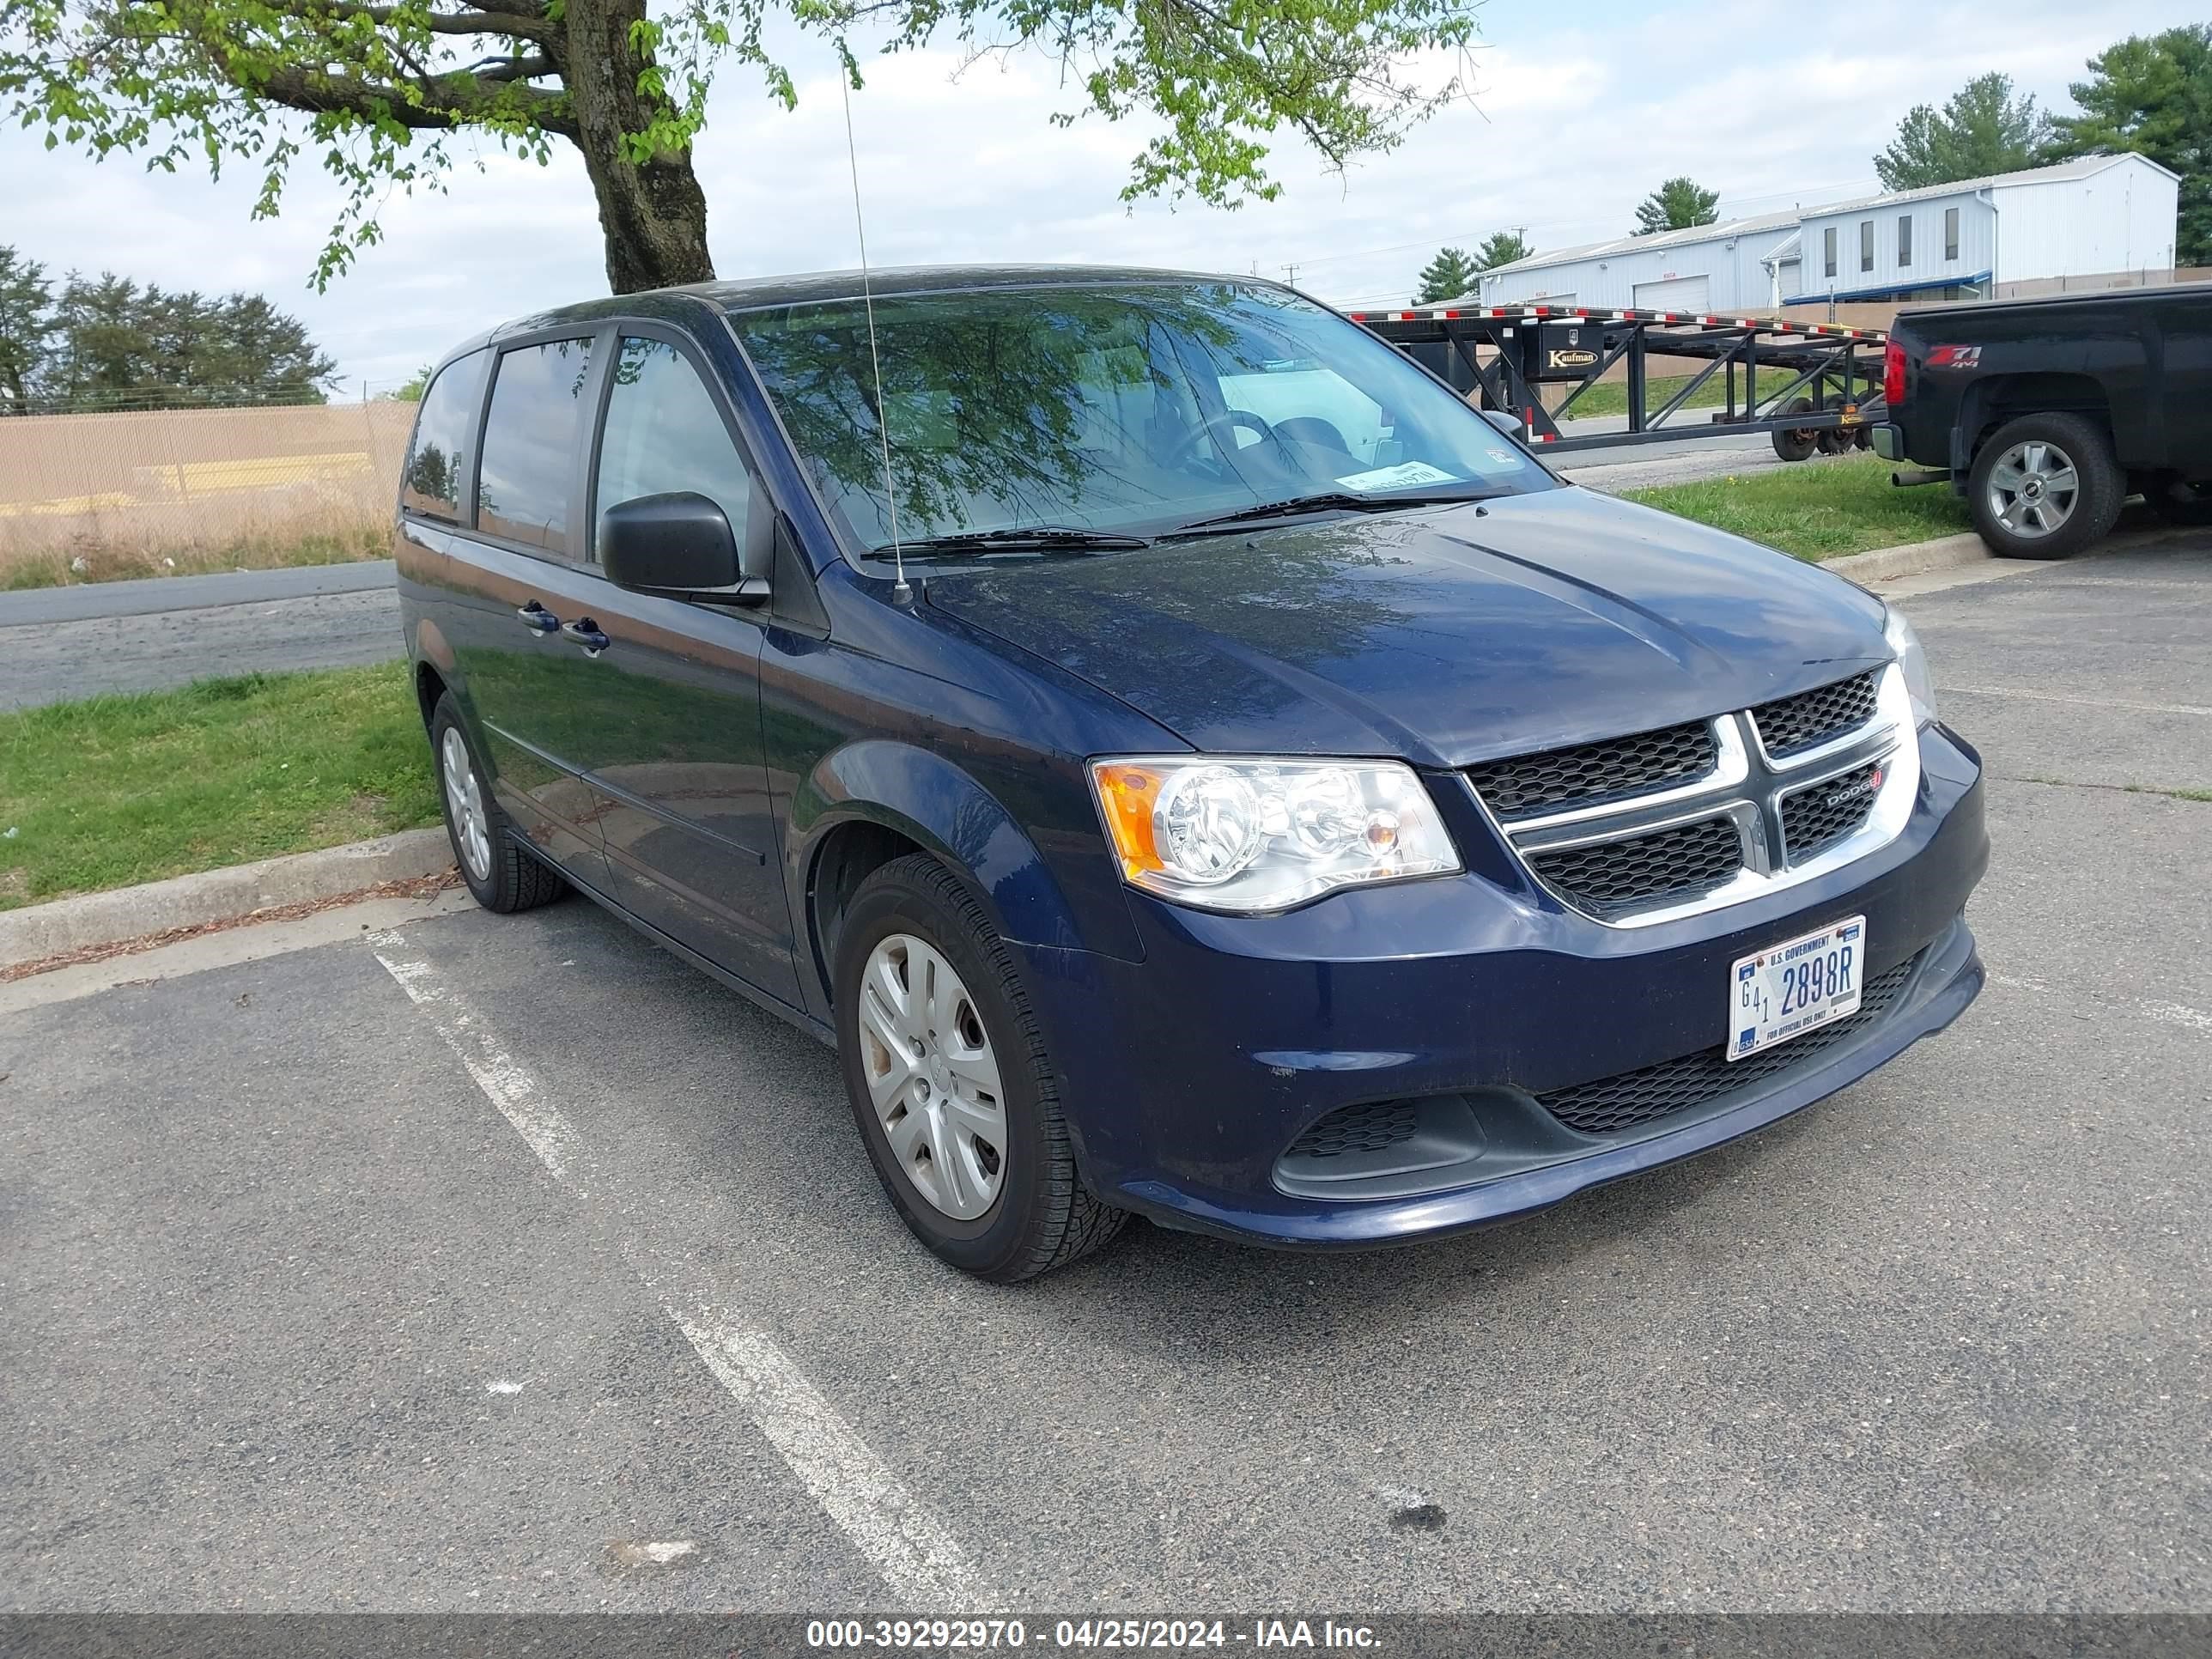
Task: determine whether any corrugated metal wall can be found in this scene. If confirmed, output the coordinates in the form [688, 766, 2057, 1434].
[1480, 227, 1798, 312]
[1792, 195, 1996, 302]
[1991, 157, 2178, 280]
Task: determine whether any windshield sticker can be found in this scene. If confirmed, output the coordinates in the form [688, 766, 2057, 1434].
[1334, 459, 1460, 490]
[1486, 447, 1519, 465]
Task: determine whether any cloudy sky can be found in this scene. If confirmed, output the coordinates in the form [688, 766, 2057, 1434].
[4, 0, 2198, 392]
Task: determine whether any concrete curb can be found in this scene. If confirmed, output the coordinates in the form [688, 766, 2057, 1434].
[1822, 532, 1991, 583]
[0, 828, 453, 969]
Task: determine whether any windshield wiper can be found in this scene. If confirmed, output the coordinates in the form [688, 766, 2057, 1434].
[1164, 490, 1493, 537]
[872, 526, 1152, 558]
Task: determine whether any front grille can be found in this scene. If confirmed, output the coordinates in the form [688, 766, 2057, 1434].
[1285, 1099, 1419, 1161]
[1781, 763, 1885, 861]
[1465, 718, 1716, 817]
[1538, 953, 1921, 1135]
[1750, 671, 1880, 757]
[1527, 816, 1742, 919]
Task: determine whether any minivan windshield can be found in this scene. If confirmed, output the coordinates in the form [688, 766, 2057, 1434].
[732, 282, 1553, 559]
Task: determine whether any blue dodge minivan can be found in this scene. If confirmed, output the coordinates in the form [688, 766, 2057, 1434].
[396, 267, 1989, 1280]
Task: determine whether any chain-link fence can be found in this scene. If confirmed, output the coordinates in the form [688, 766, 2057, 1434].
[0, 399, 415, 582]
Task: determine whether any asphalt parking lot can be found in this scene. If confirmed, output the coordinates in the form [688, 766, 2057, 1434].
[3, 535, 2208, 1615]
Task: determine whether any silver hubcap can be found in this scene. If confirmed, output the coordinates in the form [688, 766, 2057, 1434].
[440, 726, 493, 883]
[859, 933, 1007, 1221]
[1987, 441, 2080, 540]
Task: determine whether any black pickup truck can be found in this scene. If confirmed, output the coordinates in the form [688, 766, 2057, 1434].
[1872, 284, 2212, 558]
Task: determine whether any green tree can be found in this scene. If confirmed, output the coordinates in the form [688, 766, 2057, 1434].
[384, 365, 435, 402]
[0, 246, 54, 416]
[1875, 72, 2052, 191]
[1413, 246, 1480, 303]
[1474, 228, 1532, 270]
[26, 265, 337, 409]
[1633, 177, 1719, 235]
[1, 0, 1481, 298]
[2051, 25, 2212, 266]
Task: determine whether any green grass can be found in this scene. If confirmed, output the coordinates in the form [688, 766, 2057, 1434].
[1623, 454, 1973, 561]
[1550, 372, 1740, 422]
[0, 663, 440, 911]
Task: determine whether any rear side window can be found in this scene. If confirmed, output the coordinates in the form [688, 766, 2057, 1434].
[478, 337, 598, 554]
[401, 349, 489, 521]
[593, 337, 753, 556]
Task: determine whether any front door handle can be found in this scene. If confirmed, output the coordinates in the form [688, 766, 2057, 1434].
[561, 617, 610, 656]
[516, 601, 559, 634]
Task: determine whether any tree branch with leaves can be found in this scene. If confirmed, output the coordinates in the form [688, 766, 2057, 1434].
[2, 0, 1481, 295]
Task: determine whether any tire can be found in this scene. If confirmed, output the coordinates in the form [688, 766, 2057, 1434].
[1771, 398, 1819, 462]
[1967, 412, 2124, 560]
[1816, 427, 1854, 456]
[834, 853, 1126, 1282]
[429, 692, 568, 914]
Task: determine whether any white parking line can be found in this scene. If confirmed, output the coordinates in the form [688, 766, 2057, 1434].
[1944, 685, 2212, 719]
[368, 930, 994, 1609]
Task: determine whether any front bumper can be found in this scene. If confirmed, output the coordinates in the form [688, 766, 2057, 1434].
[1018, 722, 1989, 1247]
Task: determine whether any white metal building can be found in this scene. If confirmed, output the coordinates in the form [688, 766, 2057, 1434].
[1472, 155, 2179, 313]
[1785, 154, 2179, 304]
[1474, 210, 1802, 314]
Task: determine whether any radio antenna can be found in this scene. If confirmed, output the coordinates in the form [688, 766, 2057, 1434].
[840, 72, 908, 603]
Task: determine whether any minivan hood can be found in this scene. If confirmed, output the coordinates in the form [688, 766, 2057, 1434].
[921, 486, 1892, 768]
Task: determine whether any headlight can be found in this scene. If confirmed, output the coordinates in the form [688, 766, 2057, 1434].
[1091, 757, 1462, 912]
[1884, 605, 1937, 727]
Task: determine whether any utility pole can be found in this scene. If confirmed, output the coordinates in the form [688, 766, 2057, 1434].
[1283, 263, 1299, 289]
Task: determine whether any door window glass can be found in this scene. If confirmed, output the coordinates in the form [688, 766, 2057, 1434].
[478, 337, 597, 554]
[401, 349, 489, 521]
[593, 337, 753, 553]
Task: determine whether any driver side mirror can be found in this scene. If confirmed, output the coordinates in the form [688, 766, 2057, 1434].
[601, 491, 769, 605]
[1478, 406, 1530, 447]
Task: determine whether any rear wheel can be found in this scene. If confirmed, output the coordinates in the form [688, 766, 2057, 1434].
[430, 693, 567, 914]
[1771, 398, 1819, 462]
[1967, 412, 2124, 560]
[834, 853, 1126, 1282]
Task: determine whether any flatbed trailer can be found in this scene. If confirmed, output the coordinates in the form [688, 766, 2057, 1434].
[1347, 304, 1891, 461]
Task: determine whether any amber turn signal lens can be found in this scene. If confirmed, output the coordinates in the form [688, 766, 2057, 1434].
[1091, 763, 1166, 878]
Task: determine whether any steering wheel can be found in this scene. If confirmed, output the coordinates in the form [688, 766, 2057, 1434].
[1162, 409, 1280, 471]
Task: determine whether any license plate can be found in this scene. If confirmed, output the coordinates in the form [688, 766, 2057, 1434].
[1728, 916, 1866, 1061]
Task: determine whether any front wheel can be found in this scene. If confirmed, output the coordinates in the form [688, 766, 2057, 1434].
[1967, 412, 2124, 559]
[834, 854, 1126, 1282]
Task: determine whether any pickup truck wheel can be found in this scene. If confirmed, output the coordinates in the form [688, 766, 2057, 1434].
[834, 853, 1127, 1282]
[1771, 398, 1819, 462]
[1968, 413, 2124, 559]
[430, 694, 568, 914]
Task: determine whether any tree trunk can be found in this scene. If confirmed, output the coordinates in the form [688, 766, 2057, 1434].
[556, 0, 717, 294]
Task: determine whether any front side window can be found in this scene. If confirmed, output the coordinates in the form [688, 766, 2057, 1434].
[1860, 221, 1875, 272]
[736, 283, 1553, 560]
[477, 337, 597, 554]
[593, 337, 753, 557]
[1823, 228, 1838, 278]
[1898, 216, 1913, 265]
[401, 349, 489, 521]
